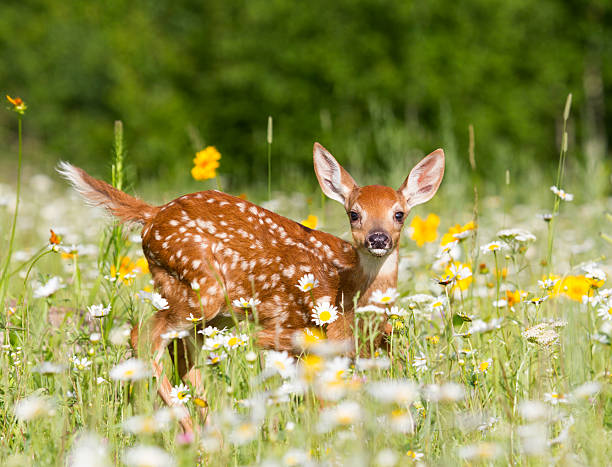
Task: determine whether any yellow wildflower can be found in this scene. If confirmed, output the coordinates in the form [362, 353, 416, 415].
[554, 275, 600, 301]
[440, 220, 476, 246]
[444, 262, 473, 292]
[300, 215, 318, 229]
[191, 146, 221, 180]
[409, 213, 439, 247]
[110, 256, 149, 285]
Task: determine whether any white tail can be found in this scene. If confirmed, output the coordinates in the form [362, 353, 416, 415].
[58, 142, 445, 433]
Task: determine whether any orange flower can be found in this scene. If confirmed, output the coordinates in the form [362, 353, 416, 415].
[191, 146, 221, 180]
[6, 95, 27, 114]
[409, 213, 439, 247]
[505, 289, 526, 307]
[49, 229, 61, 245]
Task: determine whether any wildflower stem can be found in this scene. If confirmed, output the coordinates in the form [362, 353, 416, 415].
[546, 94, 572, 268]
[267, 116, 273, 201]
[0, 115, 23, 309]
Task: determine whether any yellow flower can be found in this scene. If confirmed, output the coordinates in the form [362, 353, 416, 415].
[444, 262, 473, 292]
[6, 95, 27, 114]
[554, 275, 600, 301]
[191, 146, 221, 180]
[409, 213, 440, 247]
[440, 220, 476, 246]
[110, 256, 149, 285]
[300, 215, 318, 229]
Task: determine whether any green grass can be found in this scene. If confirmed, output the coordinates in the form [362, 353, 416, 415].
[1, 113, 612, 466]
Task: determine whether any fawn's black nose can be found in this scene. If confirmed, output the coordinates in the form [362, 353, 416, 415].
[366, 231, 391, 251]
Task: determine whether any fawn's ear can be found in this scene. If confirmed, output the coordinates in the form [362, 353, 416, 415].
[313, 143, 358, 206]
[399, 149, 445, 209]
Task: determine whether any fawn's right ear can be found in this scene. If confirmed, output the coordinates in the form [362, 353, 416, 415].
[313, 143, 358, 206]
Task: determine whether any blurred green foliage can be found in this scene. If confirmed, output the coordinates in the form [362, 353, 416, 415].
[0, 0, 610, 191]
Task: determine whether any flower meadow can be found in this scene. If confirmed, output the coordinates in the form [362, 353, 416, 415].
[2, 97, 612, 466]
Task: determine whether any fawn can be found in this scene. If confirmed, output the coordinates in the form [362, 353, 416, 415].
[58, 142, 444, 432]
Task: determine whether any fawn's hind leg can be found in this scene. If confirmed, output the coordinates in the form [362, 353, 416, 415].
[167, 335, 210, 422]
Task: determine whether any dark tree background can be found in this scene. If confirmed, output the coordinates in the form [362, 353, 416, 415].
[0, 0, 610, 190]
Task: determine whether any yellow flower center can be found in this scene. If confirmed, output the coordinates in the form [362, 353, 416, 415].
[177, 391, 188, 400]
[479, 361, 490, 372]
[228, 337, 240, 347]
[124, 369, 134, 377]
[319, 310, 331, 322]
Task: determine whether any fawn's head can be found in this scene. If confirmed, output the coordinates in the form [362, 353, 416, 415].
[313, 142, 445, 258]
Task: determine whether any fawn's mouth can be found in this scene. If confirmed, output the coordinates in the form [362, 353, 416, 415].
[367, 247, 392, 257]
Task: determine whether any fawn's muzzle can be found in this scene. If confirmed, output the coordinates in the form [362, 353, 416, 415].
[366, 231, 391, 255]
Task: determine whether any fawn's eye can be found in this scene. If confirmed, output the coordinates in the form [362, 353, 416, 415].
[349, 211, 360, 222]
[394, 211, 405, 223]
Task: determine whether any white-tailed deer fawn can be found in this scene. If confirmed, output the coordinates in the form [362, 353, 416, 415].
[58, 143, 444, 432]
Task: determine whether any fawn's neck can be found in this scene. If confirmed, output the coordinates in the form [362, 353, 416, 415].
[354, 247, 399, 305]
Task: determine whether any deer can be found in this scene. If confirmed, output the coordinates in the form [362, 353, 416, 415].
[58, 142, 444, 433]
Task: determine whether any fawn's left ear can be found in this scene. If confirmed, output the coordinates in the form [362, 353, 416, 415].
[313, 142, 358, 206]
[399, 149, 445, 209]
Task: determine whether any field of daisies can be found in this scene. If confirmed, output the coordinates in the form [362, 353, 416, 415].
[2, 97, 612, 466]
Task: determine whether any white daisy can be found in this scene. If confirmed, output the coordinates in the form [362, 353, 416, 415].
[71, 356, 92, 371]
[87, 304, 110, 318]
[355, 304, 386, 314]
[203, 335, 226, 351]
[160, 330, 189, 340]
[33, 276, 65, 298]
[449, 263, 472, 281]
[476, 358, 493, 374]
[385, 305, 408, 319]
[296, 274, 319, 292]
[169, 383, 191, 405]
[550, 185, 574, 201]
[224, 333, 249, 350]
[32, 361, 66, 374]
[497, 228, 536, 243]
[370, 288, 400, 305]
[14, 395, 55, 421]
[150, 292, 169, 310]
[185, 313, 203, 323]
[597, 305, 612, 321]
[480, 241, 506, 255]
[367, 380, 419, 404]
[232, 297, 261, 309]
[538, 278, 559, 290]
[122, 445, 175, 467]
[109, 358, 151, 381]
[318, 400, 362, 432]
[206, 352, 227, 365]
[543, 392, 567, 405]
[311, 301, 339, 326]
[413, 352, 428, 373]
[265, 350, 296, 379]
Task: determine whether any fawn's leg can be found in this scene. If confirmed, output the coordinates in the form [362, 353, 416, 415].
[131, 320, 194, 433]
[167, 336, 209, 422]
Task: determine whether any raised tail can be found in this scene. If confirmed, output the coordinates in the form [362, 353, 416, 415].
[57, 161, 158, 225]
